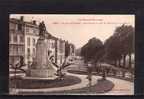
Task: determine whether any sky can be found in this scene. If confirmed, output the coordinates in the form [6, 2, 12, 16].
[10, 14, 135, 49]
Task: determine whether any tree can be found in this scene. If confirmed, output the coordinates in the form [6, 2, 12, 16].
[114, 25, 134, 68]
[81, 37, 104, 64]
[105, 24, 134, 69]
[104, 35, 122, 66]
[51, 57, 73, 80]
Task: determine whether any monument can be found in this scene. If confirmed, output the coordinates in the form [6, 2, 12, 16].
[27, 21, 57, 79]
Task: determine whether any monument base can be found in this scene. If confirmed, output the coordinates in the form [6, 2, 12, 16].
[28, 69, 57, 78]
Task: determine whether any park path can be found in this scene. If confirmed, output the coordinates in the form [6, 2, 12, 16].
[10, 72, 134, 95]
[103, 77, 134, 95]
[11, 72, 98, 94]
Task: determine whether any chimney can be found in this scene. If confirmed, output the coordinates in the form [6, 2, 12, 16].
[33, 20, 37, 25]
[20, 16, 24, 21]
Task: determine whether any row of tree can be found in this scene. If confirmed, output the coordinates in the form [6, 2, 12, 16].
[81, 24, 134, 70]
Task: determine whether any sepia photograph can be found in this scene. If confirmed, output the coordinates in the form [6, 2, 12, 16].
[9, 14, 135, 95]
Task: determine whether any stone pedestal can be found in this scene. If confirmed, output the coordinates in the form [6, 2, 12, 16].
[28, 36, 57, 78]
[29, 69, 56, 78]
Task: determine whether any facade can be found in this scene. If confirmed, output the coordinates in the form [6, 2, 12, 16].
[9, 17, 39, 65]
[46, 33, 57, 63]
[55, 39, 66, 66]
[24, 20, 39, 64]
[65, 43, 75, 62]
[9, 16, 75, 68]
[69, 43, 75, 56]
[9, 18, 25, 65]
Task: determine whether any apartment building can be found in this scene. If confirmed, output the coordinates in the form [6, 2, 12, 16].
[55, 39, 65, 66]
[9, 16, 75, 68]
[24, 20, 39, 64]
[9, 17, 25, 65]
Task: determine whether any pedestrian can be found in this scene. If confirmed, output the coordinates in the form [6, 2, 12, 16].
[86, 72, 92, 92]
[86, 64, 93, 91]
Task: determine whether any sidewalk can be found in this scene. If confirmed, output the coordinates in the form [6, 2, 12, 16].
[103, 77, 134, 95]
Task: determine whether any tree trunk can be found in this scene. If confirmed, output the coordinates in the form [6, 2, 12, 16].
[118, 59, 121, 67]
[123, 54, 126, 68]
[116, 59, 119, 67]
[94, 62, 97, 73]
[129, 53, 132, 69]
[122, 71, 125, 78]
[114, 60, 117, 67]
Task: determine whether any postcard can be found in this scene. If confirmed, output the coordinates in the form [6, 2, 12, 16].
[9, 14, 134, 95]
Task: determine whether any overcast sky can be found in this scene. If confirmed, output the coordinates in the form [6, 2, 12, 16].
[10, 14, 135, 49]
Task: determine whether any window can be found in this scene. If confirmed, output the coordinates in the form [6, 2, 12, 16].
[26, 27, 29, 33]
[13, 45, 18, 55]
[18, 46, 24, 55]
[27, 37, 30, 46]
[29, 27, 33, 34]
[27, 48, 30, 58]
[59, 42, 63, 53]
[33, 48, 36, 57]
[33, 28, 38, 34]
[33, 38, 35, 46]
[60, 55, 63, 64]
[13, 35, 17, 42]
[27, 48, 30, 54]
[18, 23, 22, 31]
[18, 47, 21, 54]
[52, 42, 55, 48]
[20, 36, 24, 43]
[16, 46, 18, 54]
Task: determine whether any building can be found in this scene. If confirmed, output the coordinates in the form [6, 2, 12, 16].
[24, 20, 39, 64]
[9, 17, 25, 65]
[55, 39, 66, 66]
[65, 42, 75, 62]
[9, 16, 75, 68]
[46, 32, 57, 63]
[9, 16, 39, 65]
[69, 43, 75, 56]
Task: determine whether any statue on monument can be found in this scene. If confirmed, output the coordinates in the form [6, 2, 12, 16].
[27, 20, 57, 78]
[39, 21, 46, 37]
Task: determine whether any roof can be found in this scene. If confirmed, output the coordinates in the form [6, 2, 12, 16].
[45, 31, 57, 40]
[9, 18, 38, 29]
[9, 18, 75, 46]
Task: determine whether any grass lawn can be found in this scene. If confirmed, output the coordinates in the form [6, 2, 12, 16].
[18, 78, 114, 95]
[9, 75, 81, 89]
[49, 79, 114, 94]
